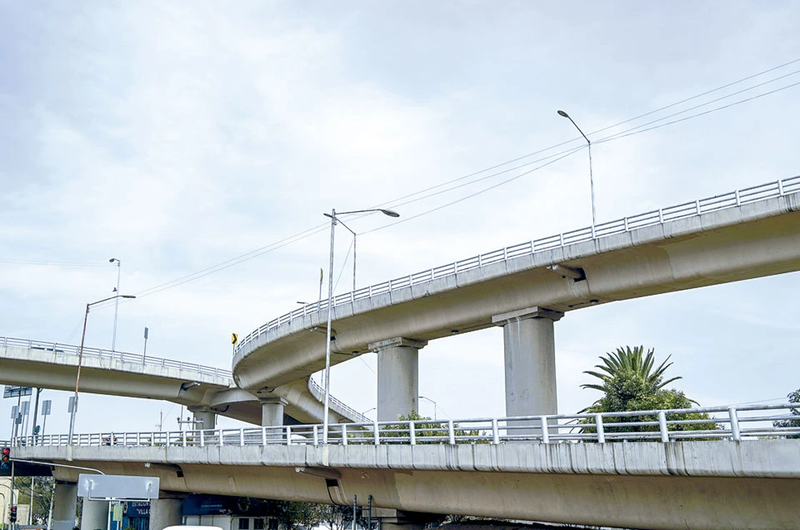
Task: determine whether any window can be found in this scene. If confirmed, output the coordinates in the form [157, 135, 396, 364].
[239, 518, 250, 530]
[254, 518, 265, 530]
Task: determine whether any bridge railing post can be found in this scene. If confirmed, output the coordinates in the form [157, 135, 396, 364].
[313, 425, 319, 446]
[728, 406, 741, 441]
[540, 416, 549, 443]
[594, 414, 605, 444]
[448, 420, 455, 445]
[658, 411, 669, 442]
[491, 419, 499, 445]
[200, 430, 205, 447]
[409, 421, 416, 445]
[342, 424, 348, 446]
[374, 420, 380, 446]
[239, 429, 245, 447]
[286, 425, 292, 446]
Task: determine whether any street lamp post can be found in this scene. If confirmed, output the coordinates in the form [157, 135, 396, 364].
[419, 395, 438, 420]
[334, 217, 359, 293]
[322, 208, 399, 443]
[68, 293, 136, 444]
[109, 258, 122, 351]
[557, 110, 596, 234]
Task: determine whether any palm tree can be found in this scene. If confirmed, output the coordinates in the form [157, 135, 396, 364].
[581, 345, 681, 394]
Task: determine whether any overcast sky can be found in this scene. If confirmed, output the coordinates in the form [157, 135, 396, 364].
[2, 1, 799, 436]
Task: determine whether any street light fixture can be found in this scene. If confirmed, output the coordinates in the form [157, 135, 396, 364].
[557, 110, 596, 233]
[109, 258, 122, 351]
[321, 208, 399, 443]
[68, 293, 136, 444]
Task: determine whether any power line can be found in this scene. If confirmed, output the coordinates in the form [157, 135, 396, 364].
[596, 80, 800, 145]
[125, 56, 800, 298]
[595, 69, 800, 144]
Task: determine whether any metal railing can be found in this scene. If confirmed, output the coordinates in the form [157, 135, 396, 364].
[14, 403, 799, 448]
[1, 336, 233, 380]
[237, 175, 800, 353]
[307, 377, 371, 424]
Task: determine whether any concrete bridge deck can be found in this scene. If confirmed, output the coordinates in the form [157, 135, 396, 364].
[233, 177, 800, 406]
[0, 337, 367, 427]
[11, 403, 800, 530]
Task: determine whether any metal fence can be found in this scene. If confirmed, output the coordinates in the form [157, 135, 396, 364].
[1, 336, 233, 380]
[15, 403, 799, 448]
[237, 175, 800, 353]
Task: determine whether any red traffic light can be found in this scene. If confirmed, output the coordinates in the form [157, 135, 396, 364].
[9, 505, 17, 523]
[0, 447, 10, 469]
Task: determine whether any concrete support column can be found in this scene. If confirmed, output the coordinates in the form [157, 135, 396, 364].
[52, 482, 78, 530]
[81, 499, 109, 530]
[492, 306, 564, 420]
[149, 498, 182, 530]
[374, 509, 428, 530]
[259, 397, 288, 427]
[187, 406, 216, 430]
[370, 337, 428, 421]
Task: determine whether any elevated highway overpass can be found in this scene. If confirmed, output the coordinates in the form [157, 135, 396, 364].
[234, 176, 800, 421]
[0, 337, 367, 428]
[2, 176, 800, 432]
[11, 403, 800, 530]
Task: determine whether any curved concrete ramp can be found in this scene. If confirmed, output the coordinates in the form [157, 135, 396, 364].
[234, 185, 800, 393]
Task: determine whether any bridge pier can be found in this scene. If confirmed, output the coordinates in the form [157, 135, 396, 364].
[259, 397, 288, 426]
[370, 337, 428, 421]
[52, 481, 78, 530]
[188, 406, 216, 430]
[493, 307, 563, 424]
[81, 499, 109, 530]
[150, 498, 182, 530]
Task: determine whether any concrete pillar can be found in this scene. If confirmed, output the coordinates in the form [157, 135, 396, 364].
[81, 499, 109, 530]
[52, 482, 78, 530]
[370, 337, 428, 421]
[260, 397, 288, 427]
[149, 498, 182, 530]
[374, 509, 427, 530]
[492, 306, 564, 420]
[187, 407, 216, 430]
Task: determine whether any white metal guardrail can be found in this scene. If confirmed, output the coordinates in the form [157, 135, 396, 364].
[236, 175, 800, 353]
[14, 403, 799, 448]
[308, 377, 371, 424]
[1, 336, 233, 380]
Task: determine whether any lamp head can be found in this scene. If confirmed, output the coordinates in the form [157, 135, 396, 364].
[379, 209, 400, 218]
[109, 257, 119, 264]
[557, 110, 569, 118]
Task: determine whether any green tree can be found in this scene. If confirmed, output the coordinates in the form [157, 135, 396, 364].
[13, 476, 54, 525]
[773, 388, 800, 438]
[580, 346, 712, 436]
[582, 346, 682, 397]
[381, 411, 483, 444]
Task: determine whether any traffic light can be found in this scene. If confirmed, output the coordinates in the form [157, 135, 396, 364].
[9, 505, 17, 523]
[0, 447, 10, 470]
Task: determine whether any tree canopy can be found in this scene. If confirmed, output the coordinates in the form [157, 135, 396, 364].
[773, 388, 800, 438]
[580, 346, 711, 435]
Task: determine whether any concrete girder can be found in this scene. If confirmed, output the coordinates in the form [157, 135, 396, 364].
[26, 440, 800, 530]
